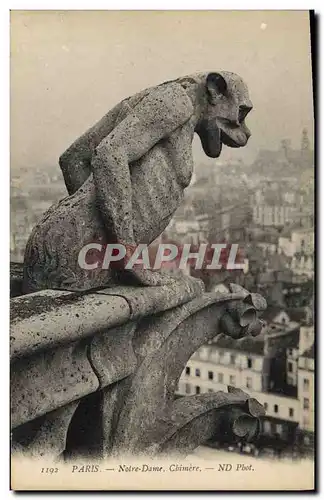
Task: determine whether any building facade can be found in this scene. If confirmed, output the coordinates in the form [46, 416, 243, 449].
[297, 344, 315, 446]
[176, 321, 314, 455]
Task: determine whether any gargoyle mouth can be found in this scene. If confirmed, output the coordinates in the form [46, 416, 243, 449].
[197, 118, 250, 158]
[218, 119, 250, 149]
[221, 129, 242, 148]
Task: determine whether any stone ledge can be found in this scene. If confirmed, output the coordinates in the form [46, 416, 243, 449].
[10, 262, 24, 298]
[10, 277, 267, 459]
[10, 275, 202, 361]
[11, 276, 205, 428]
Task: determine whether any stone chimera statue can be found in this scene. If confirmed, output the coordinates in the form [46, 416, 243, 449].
[23, 71, 252, 293]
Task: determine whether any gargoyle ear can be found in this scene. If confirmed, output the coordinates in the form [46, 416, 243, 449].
[206, 72, 227, 103]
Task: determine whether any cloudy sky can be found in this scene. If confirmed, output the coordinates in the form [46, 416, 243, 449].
[10, 10, 314, 173]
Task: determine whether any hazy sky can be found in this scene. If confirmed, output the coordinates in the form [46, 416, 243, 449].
[10, 10, 314, 173]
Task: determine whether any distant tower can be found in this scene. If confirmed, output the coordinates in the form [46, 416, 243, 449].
[301, 128, 310, 152]
[280, 139, 291, 159]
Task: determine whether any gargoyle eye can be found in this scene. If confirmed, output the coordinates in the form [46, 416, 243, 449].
[238, 105, 252, 123]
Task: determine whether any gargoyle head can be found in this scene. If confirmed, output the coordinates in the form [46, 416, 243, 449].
[196, 71, 253, 158]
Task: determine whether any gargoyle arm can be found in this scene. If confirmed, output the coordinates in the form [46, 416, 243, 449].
[59, 103, 123, 195]
[91, 82, 194, 244]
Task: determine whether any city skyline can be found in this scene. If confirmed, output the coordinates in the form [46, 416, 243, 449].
[10, 10, 314, 173]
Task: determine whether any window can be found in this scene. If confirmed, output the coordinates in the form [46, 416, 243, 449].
[195, 386, 200, 395]
[289, 408, 294, 418]
[263, 421, 271, 434]
[246, 377, 252, 389]
[229, 375, 236, 385]
[276, 424, 283, 435]
[274, 404, 279, 413]
[287, 375, 294, 386]
[195, 368, 201, 377]
[211, 350, 219, 363]
[269, 210, 274, 223]
[185, 383, 191, 394]
[303, 398, 309, 410]
[199, 347, 209, 360]
[247, 358, 253, 369]
[264, 402, 268, 411]
[208, 371, 214, 381]
[222, 353, 230, 365]
[185, 366, 190, 376]
[218, 373, 224, 383]
[287, 348, 293, 356]
[288, 362, 293, 373]
[230, 354, 236, 365]
[303, 378, 310, 391]
[308, 359, 315, 371]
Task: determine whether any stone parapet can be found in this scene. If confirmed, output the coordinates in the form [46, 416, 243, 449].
[10, 271, 266, 459]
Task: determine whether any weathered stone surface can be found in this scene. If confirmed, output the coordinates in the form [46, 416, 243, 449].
[101, 379, 132, 457]
[95, 275, 204, 319]
[10, 281, 211, 428]
[11, 288, 75, 322]
[89, 323, 137, 388]
[11, 284, 266, 458]
[10, 278, 203, 366]
[12, 401, 80, 459]
[11, 279, 204, 362]
[23, 72, 252, 292]
[64, 391, 105, 459]
[154, 388, 265, 457]
[111, 289, 266, 456]
[10, 289, 130, 361]
[219, 284, 266, 339]
[10, 262, 24, 298]
[11, 340, 98, 428]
